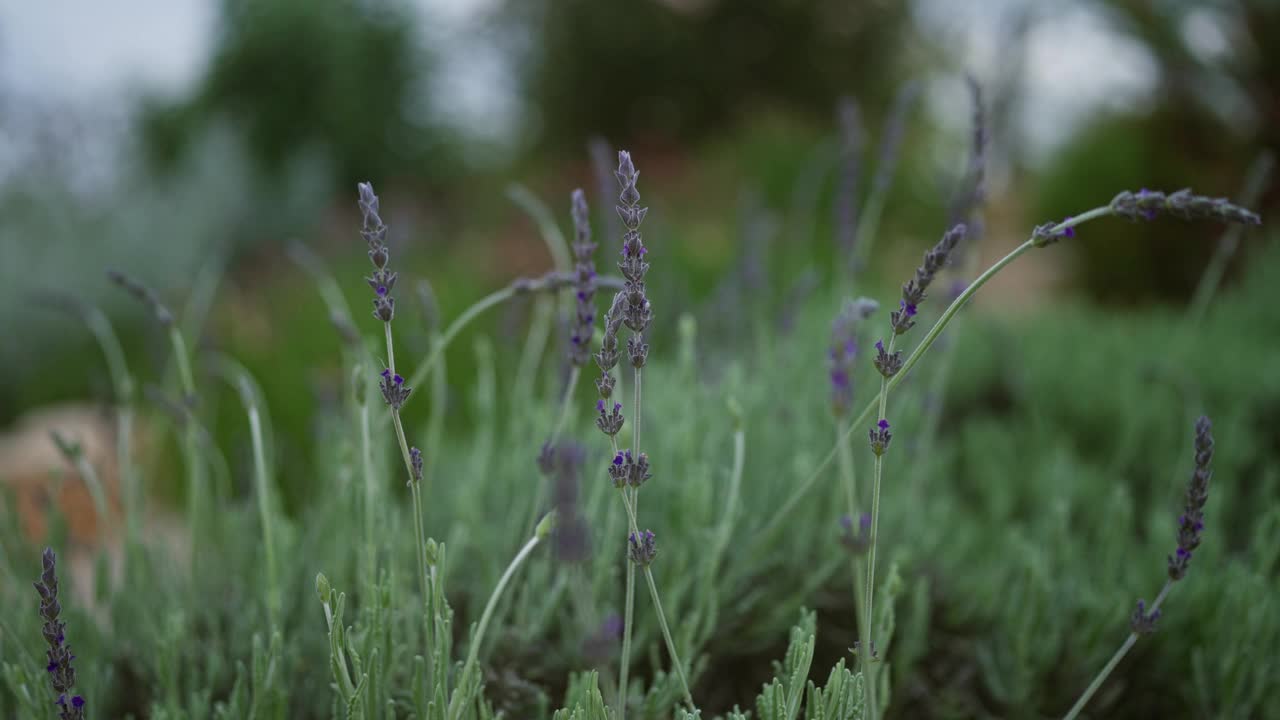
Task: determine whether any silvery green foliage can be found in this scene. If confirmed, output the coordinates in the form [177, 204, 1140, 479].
[803, 660, 864, 720]
[550, 672, 610, 720]
[757, 613, 816, 720]
[213, 632, 286, 720]
[742, 612, 870, 720]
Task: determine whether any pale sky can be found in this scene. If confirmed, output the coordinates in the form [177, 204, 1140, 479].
[0, 1, 1166, 161]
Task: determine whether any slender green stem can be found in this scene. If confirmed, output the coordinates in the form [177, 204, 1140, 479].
[207, 357, 280, 626]
[385, 322, 431, 610]
[360, 398, 377, 590]
[851, 187, 891, 275]
[615, 452, 695, 709]
[168, 326, 205, 565]
[512, 296, 555, 423]
[862, 331, 896, 720]
[424, 331, 448, 493]
[620, 534, 636, 720]
[243, 380, 281, 627]
[55, 436, 111, 547]
[447, 534, 543, 720]
[550, 366, 582, 443]
[405, 286, 514, 392]
[836, 422, 873, 701]
[169, 327, 197, 402]
[607, 434, 634, 720]
[1063, 581, 1174, 720]
[708, 423, 746, 579]
[753, 207, 1115, 550]
[643, 566, 695, 708]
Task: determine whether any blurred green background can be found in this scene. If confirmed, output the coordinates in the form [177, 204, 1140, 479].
[1, 0, 1278, 716]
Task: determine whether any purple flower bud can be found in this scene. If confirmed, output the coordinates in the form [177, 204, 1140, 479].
[878, 419, 890, 430]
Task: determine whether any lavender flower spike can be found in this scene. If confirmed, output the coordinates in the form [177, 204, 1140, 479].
[892, 224, 967, 335]
[1168, 416, 1214, 581]
[828, 297, 878, 416]
[34, 548, 86, 720]
[568, 189, 599, 368]
[1111, 188, 1261, 226]
[359, 182, 399, 323]
[616, 151, 653, 355]
[627, 529, 658, 566]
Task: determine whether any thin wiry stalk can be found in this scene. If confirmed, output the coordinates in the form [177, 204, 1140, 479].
[405, 286, 514, 391]
[50, 431, 111, 547]
[616, 489, 694, 709]
[447, 533, 544, 720]
[607, 434, 636, 720]
[753, 207, 1115, 550]
[707, 414, 746, 580]
[1062, 581, 1173, 720]
[423, 330, 448, 493]
[1187, 152, 1273, 325]
[862, 332, 895, 720]
[359, 381, 378, 590]
[835, 423, 873, 704]
[208, 356, 281, 627]
[385, 322, 431, 611]
[167, 325, 207, 567]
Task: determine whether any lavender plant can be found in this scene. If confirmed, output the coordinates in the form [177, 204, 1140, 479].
[1062, 416, 1215, 720]
[33, 549, 86, 719]
[5, 90, 1276, 720]
[594, 150, 694, 715]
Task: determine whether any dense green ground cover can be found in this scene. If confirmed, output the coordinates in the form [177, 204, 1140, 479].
[2, 196, 1277, 719]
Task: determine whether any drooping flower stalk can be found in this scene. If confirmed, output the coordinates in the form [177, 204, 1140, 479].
[1063, 416, 1215, 720]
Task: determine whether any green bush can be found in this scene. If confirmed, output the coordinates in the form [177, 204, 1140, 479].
[2, 163, 1276, 719]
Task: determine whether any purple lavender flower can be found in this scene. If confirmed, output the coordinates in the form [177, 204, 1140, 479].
[33, 548, 86, 720]
[616, 151, 653, 348]
[828, 298, 878, 416]
[834, 97, 864, 261]
[627, 529, 658, 566]
[869, 418, 892, 456]
[840, 513, 872, 554]
[358, 182, 399, 323]
[605, 449, 651, 489]
[594, 293, 625, 401]
[947, 75, 987, 231]
[1129, 599, 1160, 635]
[568, 189, 599, 368]
[595, 400, 624, 437]
[1168, 416, 1214, 581]
[872, 339, 904, 379]
[1111, 188, 1261, 226]
[409, 446, 423, 484]
[583, 612, 623, 663]
[544, 440, 591, 563]
[872, 81, 921, 194]
[891, 224, 967, 335]
[107, 269, 174, 327]
[589, 136, 621, 254]
[378, 368, 411, 411]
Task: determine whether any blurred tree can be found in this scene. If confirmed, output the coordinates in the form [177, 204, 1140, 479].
[140, 0, 452, 188]
[506, 0, 912, 151]
[1034, 0, 1277, 302]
